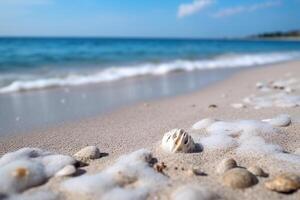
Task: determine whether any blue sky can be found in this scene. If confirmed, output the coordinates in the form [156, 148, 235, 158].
[0, 0, 299, 38]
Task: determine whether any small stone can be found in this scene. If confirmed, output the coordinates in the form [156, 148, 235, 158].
[171, 185, 220, 200]
[265, 173, 300, 193]
[55, 165, 76, 177]
[247, 166, 268, 177]
[187, 167, 206, 176]
[222, 168, 258, 189]
[74, 146, 101, 162]
[216, 158, 237, 174]
[209, 104, 218, 108]
[262, 114, 291, 127]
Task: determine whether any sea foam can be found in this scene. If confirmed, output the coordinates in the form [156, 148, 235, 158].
[192, 118, 300, 164]
[62, 149, 167, 200]
[1, 52, 299, 93]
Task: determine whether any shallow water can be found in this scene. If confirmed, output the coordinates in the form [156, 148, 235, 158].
[0, 68, 239, 136]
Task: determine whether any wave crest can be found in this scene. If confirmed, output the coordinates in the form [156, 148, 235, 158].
[0, 52, 299, 93]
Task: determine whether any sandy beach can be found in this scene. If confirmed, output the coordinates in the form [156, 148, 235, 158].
[1, 61, 300, 199]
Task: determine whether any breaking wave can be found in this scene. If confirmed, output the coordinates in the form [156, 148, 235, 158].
[1, 52, 300, 93]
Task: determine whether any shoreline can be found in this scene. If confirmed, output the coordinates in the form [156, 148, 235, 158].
[0, 60, 300, 199]
[1, 60, 300, 155]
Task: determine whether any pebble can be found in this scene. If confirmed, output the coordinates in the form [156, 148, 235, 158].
[265, 173, 300, 193]
[216, 158, 237, 174]
[262, 114, 291, 127]
[222, 168, 258, 189]
[74, 146, 101, 162]
[55, 165, 76, 177]
[187, 167, 206, 176]
[208, 104, 218, 108]
[171, 185, 220, 200]
[161, 129, 196, 153]
[247, 166, 268, 177]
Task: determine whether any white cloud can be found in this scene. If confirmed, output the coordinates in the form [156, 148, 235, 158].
[178, 0, 214, 18]
[213, 0, 281, 18]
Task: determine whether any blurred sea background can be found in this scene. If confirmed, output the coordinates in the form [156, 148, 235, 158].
[1, 37, 300, 135]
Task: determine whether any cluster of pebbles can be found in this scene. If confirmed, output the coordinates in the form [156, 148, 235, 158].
[160, 115, 300, 199]
[1, 111, 299, 200]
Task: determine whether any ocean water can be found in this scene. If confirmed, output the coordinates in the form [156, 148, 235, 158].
[1, 38, 300, 135]
[0, 37, 300, 93]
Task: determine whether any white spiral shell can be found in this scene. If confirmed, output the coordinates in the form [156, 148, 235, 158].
[161, 129, 196, 153]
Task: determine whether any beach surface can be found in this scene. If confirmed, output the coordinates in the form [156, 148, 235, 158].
[0, 61, 300, 199]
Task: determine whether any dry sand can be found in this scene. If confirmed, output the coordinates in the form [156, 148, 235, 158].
[1, 61, 300, 199]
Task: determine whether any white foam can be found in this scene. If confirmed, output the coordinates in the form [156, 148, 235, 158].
[171, 185, 219, 200]
[194, 118, 300, 164]
[244, 93, 300, 108]
[1, 52, 300, 93]
[0, 148, 76, 195]
[192, 118, 218, 130]
[62, 149, 167, 200]
[8, 191, 58, 200]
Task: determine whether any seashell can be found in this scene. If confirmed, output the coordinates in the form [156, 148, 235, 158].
[265, 173, 300, 193]
[55, 165, 76, 177]
[161, 129, 196, 153]
[171, 185, 220, 200]
[192, 118, 217, 130]
[74, 146, 101, 161]
[231, 103, 246, 109]
[262, 114, 291, 127]
[222, 168, 258, 189]
[216, 158, 237, 174]
[12, 167, 29, 178]
[247, 166, 268, 177]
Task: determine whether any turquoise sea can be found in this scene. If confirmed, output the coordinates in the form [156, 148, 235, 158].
[1, 37, 300, 135]
[0, 37, 300, 93]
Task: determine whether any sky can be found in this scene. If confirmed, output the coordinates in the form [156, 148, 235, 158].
[0, 0, 299, 38]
